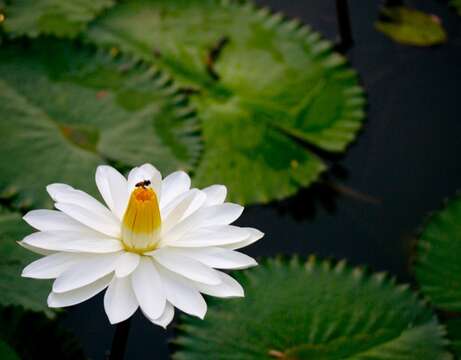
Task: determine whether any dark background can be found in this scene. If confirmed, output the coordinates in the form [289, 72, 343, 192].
[61, 1, 461, 358]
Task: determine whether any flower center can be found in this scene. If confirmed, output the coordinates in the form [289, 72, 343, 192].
[121, 185, 161, 253]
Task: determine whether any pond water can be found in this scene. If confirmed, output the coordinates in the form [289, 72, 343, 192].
[61, 1, 461, 358]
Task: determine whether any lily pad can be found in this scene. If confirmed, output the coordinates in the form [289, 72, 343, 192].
[0, 208, 51, 315]
[85, 0, 365, 204]
[0, 39, 201, 208]
[375, 6, 447, 46]
[174, 257, 450, 359]
[415, 193, 461, 312]
[0, 0, 114, 38]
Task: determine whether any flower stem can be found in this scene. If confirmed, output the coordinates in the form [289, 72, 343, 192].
[335, 0, 353, 53]
[109, 318, 131, 360]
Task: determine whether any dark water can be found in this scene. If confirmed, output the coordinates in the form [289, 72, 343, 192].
[61, 1, 461, 358]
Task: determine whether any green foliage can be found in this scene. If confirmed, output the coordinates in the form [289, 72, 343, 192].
[0, 307, 85, 359]
[85, 0, 365, 204]
[0, 39, 201, 208]
[174, 257, 450, 359]
[0, 208, 51, 315]
[446, 318, 461, 358]
[451, 0, 461, 16]
[1, 0, 114, 38]
[0, 340, 20, 360]
[415, 194, 461, 312]
[375, 6, 447, 46]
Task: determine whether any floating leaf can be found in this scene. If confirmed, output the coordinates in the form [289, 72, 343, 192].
[375, 6, 447, 46]
[0, 39, 200, 208]
[174, 257, 450, 359]
[85, 0, 365, 204]
[0, 0, 114, 38]
[0, 306, 85, 359]
[415, 194, 461, 312]
[0, 208, 51, 315]
[0, 340, 20, 360]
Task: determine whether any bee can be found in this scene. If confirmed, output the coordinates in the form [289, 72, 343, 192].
[135, 180, 151, 188]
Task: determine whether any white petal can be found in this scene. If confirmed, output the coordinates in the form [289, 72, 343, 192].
[95, 165, 129, 220]
[18, 241, 55, 256]
[23, 210, 98, 234]
[131, 257, 165, 319]
[104, 276, 138, 324]
[48, 274, 112, 307]
[167, 225, 250, 247]
[55, 202, 120, 238]
[164, 203, 244, 242]
[167, 247, 257, 270]
[151, 248, 221, 285]
[143, 301, 175, 328]
[202, 185, 227, 207]
[193, 271, 244, 298]
[225, 228, 264, 250]
[160, 171, 191, 209]
[127, 163, 162, 196]
[156, 265, 207, 319]
[47, 183, 119, 233]
[115, 252, 140, 278]
[21, 231, 123, 253]
[22, 253, 87, 279]
[161, 189, 206, 234]
[53, 252, 120, 293]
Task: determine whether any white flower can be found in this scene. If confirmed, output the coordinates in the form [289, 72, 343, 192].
[20, 164, 263, 327]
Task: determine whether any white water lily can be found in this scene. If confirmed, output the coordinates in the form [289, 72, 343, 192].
[20, 164, 263, 327]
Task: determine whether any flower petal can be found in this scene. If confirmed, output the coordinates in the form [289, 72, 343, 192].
[47, 183, 120, 236]
[22, 252, 87, 279]
[53, 252, 120, 293]
[55, 202, 120, 238]
[167, 225, 250, 247]
[161, 189, 206, 234]
[164, 203, 244, 242]
[156, 265, 207, 319]
[131, 257, 166, 320]
[48, 274, 112, 308]
[202, 185, 227, 207]
[160, 171, 191, 209]
[95, 165, 129, 220]
[127, 163, 162, 196]
[23, 210, 97, 233]
[21, 231, 123, 253]
[167, 247, 257, 270]
[143, 301, 175, 328]
[18, 241, 54, 256]
[193, 271, 244, 298]
[151, 248, 221, 285]
[224, 227, 264, 250]
[115, 252, 140, 278]
[104, 276, 138, 324]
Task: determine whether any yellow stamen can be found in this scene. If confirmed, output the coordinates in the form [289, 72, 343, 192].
[122, 186, 161, 253]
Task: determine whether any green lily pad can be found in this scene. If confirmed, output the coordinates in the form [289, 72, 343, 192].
[85, 0, 365, 204]
[0, 306, 85, 359]
[0, 0, 114, 38]
[0, 39, 201, 208]
[0, 208, 51, 315]
[415, 193, 461, 312]
[174, 257, 451, 359]
[375, 6, 447, 46]
[0, 340, 20, 360]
